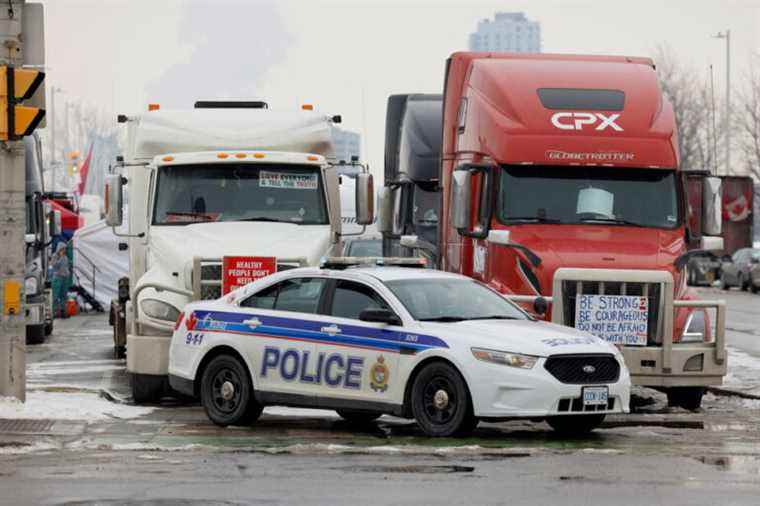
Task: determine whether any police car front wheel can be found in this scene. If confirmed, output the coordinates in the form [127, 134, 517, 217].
[410, 362, 477, 437]
[201, 355, 262, 427]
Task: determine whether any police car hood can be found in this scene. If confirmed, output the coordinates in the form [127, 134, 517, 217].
[150, 222, 332, 267]
[422, 318, 618, 358]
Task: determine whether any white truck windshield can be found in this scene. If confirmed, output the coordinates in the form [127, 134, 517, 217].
[498, 166, 679, 229]
[152, 163, 328, 225]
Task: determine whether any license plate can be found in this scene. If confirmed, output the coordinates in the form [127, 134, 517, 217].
[582, 386, 609, 406]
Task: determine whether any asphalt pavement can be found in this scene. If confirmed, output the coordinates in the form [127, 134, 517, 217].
[1, 287, 759, 505]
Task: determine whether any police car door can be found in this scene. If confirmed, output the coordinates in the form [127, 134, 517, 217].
[238, 276, 327, 399]
[316, 278, 402, 405]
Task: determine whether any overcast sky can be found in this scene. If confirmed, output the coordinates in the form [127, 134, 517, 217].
[39, 0, 760, 176]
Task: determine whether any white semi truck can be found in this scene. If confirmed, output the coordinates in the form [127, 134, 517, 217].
[105, 101, 374, 402]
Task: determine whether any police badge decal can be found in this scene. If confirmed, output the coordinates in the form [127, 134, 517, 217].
[369, 355, 389, 392]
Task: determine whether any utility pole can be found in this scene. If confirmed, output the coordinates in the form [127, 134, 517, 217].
[0, 1, 46, 402]
[713, 30, 731, 175]
[0, 0, 27, 401]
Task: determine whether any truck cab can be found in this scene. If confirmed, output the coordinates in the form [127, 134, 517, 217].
[437, 53, 726, 410]
[380, 94, 442, 262]
[24, 133, 55, 343]
[106, 101, 374, 402]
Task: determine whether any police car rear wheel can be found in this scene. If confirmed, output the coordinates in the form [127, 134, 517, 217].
[546, 414, 606, 435]
[336, 409, 382, 424]
[201, 355, 261, 427]
[411, 362, 476, 437]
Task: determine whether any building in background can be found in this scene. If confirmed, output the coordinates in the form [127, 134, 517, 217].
[331, 126, 361, 164]
[468, 12, 541, 53]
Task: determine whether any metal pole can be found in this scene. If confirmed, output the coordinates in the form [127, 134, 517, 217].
[725, 29, 731, 176]
[0, 0, 28, 401]
[49, 86, 55, 190]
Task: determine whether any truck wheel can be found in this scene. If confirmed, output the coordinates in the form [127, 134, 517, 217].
[546, 414, 606, 435]
[410, 361, 477, 437]
[200, 355, 262, 427]
[114, 346, 126, 359]
[740, 274, 750, 291]
[752, 284, 759, 294]
[666, 387, 704, 411]
[44, 321, 53, 336]
[26, 324, 45, 345]
[336, 409, 382, 424]
[131, 374, 168, 404]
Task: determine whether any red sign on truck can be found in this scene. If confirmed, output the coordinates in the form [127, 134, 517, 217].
[222, 256, 277, 294]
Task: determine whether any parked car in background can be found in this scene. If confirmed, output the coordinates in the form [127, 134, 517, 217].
[342, 236, 383, 258]
[687, 253, 722, 287]
[720, 248, 760, 291]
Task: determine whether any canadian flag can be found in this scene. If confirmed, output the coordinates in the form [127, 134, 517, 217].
[723, 193, 750, 222]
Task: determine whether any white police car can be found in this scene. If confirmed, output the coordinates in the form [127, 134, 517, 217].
[168, 259, 630, 436]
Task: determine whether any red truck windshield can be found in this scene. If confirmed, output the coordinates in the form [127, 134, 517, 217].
[498, 166, 679, 229]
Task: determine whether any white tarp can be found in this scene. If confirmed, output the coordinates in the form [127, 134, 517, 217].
[128, 109, 335, 160]
[72, 219, 129, 308]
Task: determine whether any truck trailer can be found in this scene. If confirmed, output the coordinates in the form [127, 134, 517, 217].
[421, 52, 726, 410]
[105, 101, 374, 403]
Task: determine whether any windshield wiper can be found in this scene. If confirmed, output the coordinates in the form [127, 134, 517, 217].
[466, 315, 521, 321]
[418, 316, 468, 322]
[238, 216, 291, 223]
[579, 217, 644, 227]
[506, 216, 561, 224]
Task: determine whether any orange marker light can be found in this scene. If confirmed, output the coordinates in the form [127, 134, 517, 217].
[162, 155, 174, 162]
[217, 153, 229, 159]
[307, 155, 319, 161]
[301, 104, 314, 111]
[253, 153, 265, 159]
[235, 153, 247, 159]
[148, 103, 160, 111]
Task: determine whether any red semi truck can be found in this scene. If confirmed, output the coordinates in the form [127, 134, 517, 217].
[428, 52, 726, 409]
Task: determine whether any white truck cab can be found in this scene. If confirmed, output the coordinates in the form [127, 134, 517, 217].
[105, 101, 374, 402]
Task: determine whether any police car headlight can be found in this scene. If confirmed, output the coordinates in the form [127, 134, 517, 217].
[140, 299, 180, 322]
[681, 311, 706, 343]
[471, 347, 537, 369]
[25, 276, 39, 295]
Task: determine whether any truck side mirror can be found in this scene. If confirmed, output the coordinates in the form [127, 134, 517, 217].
[377, 187, 393, 234]
[50, 210, 62, 237]
[451, 170, 471, 230]
[355, 173, 374, 226]
[105, 174, 124, 227]
[702, 176, 722, 236]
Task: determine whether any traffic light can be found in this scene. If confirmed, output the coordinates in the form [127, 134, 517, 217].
[0, 65, 45, 141]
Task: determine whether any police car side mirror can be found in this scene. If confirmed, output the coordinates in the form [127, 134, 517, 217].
[533, 296, 548, 316]
[359, 308, 401, 326]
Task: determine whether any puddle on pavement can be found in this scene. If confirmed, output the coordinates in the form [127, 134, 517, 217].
[337, 464, 475, 474]
[59, 501, 247, 506]
[698, 455, 760, 475]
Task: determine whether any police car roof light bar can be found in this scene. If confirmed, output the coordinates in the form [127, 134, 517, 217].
[320, 256, 427, 270]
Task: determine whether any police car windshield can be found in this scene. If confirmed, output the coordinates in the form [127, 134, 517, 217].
[152, 163, 328, 225]
[384, 278, 528, 322]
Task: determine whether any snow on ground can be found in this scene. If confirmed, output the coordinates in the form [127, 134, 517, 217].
[724, 346, 760, 395]
[0, 392, 153, 421]
[263, 406, 340, 418]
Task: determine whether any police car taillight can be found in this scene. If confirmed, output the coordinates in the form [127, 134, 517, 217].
[175, 311, 185, 331]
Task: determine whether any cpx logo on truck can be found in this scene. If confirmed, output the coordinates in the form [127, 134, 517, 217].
[550, 112, 623, 132]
